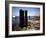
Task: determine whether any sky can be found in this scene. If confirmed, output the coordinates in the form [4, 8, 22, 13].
[12, 7, 40, 16]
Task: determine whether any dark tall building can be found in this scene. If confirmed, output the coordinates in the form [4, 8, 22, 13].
[24, 10, 27, 27]
[20, 9, 24, 28]
[19, 9, 27, 28]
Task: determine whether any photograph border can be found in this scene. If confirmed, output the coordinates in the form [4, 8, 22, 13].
[5, 1, 45, 37]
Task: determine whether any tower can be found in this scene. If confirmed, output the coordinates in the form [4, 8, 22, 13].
[19, 9, 27, 28]
[20, 9, 24, 28]
[24, 10, 27, 27]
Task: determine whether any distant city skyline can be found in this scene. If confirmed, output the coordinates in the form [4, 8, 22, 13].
[12, 7, 40, 16]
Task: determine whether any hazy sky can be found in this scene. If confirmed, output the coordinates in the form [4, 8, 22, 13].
[12, 7, 40, 16]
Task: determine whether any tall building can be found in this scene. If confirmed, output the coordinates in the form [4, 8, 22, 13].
[20, 9, 24, 28]
[19, 9, 27, 28]
[24, 10, 27, 27]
